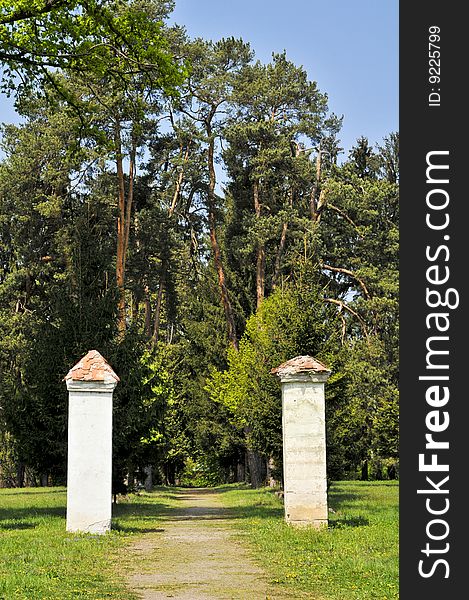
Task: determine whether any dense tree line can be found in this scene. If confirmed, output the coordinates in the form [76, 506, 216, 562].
[0, 0, 398, 489]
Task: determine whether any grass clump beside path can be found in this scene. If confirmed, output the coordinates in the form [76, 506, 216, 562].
[0, 487, 131, 600]
[217, 481, 399, 600]
[0, 486, 185, 599]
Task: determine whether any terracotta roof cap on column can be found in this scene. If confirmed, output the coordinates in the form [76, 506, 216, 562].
[271, 355, 330, 377]
[64, 350, 120, 383]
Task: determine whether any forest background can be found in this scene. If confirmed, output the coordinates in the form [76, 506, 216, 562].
[0, 0, 399, 491]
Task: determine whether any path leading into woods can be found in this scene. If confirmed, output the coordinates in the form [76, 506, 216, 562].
[125, 488, 295, 600]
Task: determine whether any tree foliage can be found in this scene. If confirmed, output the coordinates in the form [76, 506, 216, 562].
[0, 2, 399, 488]
[0, 1, 185, 96]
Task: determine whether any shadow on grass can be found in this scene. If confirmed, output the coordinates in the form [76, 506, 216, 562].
[0, 521, 37, 530]
[172, 485, 246, 496]
[112, 500, 174, 520]
[0, 487, 283, 535]
[0, 506, 64, 532]
[112, 486, 283, 525]
[0, 506, 66, 523]
[0, 485, 384, 534]
[112, 522, 166, 534]
[0, 488, 66, 496]
[329, 492, 359, 504]
[346, 482, 398, 487]
[113, 500, 282, 523]
[329, 515, 369, 528]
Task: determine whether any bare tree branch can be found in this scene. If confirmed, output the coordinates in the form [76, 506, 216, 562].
[321, 263, 371, 300]
[327, 202, 361, 232]
[324, 297, 369, 340]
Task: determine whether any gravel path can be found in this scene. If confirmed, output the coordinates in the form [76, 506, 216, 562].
[125, 488, 294, 600]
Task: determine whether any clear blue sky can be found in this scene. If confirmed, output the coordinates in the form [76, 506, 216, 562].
[0, 0, 398, 160]
[170, 0, 398, 159]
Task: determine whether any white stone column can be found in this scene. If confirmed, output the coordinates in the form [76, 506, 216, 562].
[272, 356, 331, 527]
[64, 350, 119, 535]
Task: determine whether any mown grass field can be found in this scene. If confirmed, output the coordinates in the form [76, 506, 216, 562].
[217, 481, 399, 599]
[0, 487, 128, 599]
[0, 481, 398, 599]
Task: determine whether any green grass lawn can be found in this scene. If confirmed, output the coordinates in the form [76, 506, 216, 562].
[218, 481, 399, 600]
[0, 487, 129, 599]
[0, 481, 398, 599]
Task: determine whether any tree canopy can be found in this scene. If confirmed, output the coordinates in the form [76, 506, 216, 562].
[0, 0, 398, 489]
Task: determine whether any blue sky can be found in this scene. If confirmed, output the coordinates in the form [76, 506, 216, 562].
[0, 0, 398, 160]
[170, 0, 398, 159]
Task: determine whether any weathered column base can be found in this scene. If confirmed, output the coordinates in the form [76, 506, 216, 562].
[288, 520, 328, 528]
[285, 495, 328, 527]
[67, 518, 112, 536]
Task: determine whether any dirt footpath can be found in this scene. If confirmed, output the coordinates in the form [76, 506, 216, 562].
[126, 488, 294, 600]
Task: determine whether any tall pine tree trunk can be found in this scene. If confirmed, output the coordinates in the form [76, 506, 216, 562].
[144, 284, 152, 337]
[310, 146, 323, 222]
[243, 425, 267, 488]
[115, 126, 126, 333]
[149, 143, 189, 346]
[152, 271, 166, 347]
[272, 187, 293, 289]
[246, 448, 267, 488]
[236, 459, 246, 483]
[207, 127, 238, 350]
[16, 462, 25, 488]
[115, 123, 136, 334]
[253, 179, 265, 309]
